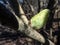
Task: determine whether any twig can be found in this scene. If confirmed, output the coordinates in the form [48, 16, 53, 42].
[17, 0, 29, 25]
[48, 39, 55, 45]
[26, 0, 35, 14]
[44, 30, 50, 36]
[50, 28, 53, 39]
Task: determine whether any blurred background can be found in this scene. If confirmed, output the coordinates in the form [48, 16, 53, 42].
[0, 0, 60, 45]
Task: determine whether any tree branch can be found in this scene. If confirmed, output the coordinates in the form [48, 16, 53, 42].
[17, 0, 29, 25]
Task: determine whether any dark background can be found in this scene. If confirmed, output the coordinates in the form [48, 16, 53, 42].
[0, 0, 60, 45]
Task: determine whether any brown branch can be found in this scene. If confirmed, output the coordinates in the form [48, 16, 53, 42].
[48, 39, 55, 45]
[26, 0, 35, 14]
[50, 29, 53, 39]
